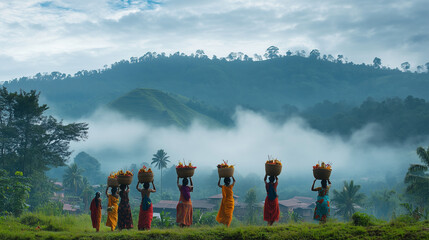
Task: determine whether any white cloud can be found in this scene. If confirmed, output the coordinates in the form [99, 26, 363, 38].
[1, 0, 428, 81]
[70, 108, 418, 182]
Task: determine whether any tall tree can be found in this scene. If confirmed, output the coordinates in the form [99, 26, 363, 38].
[401, 62, 410, 72]
[404, 146, 429, 207]
[151, 149, 170, 195]
[244, 188, 258, 224]
[332, 180, 366, 220]
[0, 87, 88, 175]
[309, 49, 321, 59]
[74, 152, 102, 184]
[63, 163, 84, 196]
[264, 46, 280, 59]
[373, 57, 381, 68]
[0, 87, 88, 209]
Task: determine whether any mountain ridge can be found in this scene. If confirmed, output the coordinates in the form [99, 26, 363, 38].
[3, 55, 429, 118]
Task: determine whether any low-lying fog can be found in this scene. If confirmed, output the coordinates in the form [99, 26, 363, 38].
[69, 108, 421, 184]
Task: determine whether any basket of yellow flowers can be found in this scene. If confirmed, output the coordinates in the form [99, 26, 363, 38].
[138, 165, 154, 183]
[265, 157, 282, 176]
[117, 170, 134, 185]
[217, 160, 234, 178]
[176, 161, 196, 178]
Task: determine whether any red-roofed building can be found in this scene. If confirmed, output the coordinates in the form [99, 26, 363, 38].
[277, 196, 315, 221]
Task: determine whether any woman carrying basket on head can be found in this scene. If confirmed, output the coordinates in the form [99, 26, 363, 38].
[117, 184, 133, 230]
[176, 176, 193, 227]
[105, 186, 119, 231]
[136, 181, 156, 230]
[263, 174, 279, 226]
[216, 176, 236, 227]
[311, 179, 331, 224]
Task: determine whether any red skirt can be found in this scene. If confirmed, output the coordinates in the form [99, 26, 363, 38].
[138, 204, 153, 230]
[263, 196, 280, 222]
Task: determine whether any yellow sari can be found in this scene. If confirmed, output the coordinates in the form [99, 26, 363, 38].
[216, 185, 235, 227]
[106, 194, 119, 230]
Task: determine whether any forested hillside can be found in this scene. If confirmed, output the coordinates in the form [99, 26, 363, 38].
[286, 96, 429, 143]
[3, 52, 429, 118]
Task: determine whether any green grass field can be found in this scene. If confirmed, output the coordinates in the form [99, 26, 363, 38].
[1, 213, 428, 240]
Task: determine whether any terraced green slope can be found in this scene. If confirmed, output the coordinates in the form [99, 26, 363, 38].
[108, 88, 219, 127]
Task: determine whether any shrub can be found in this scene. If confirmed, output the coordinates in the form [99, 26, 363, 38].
[352, 212, 373, 226]
[20, 214, 44, 226]
[390, 214, 417, 226]
[43, 221, 64, 232]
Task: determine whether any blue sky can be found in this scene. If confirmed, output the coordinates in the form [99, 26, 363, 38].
[0, 0, 428, 81]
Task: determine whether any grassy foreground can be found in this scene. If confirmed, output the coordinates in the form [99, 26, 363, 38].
[0, 213, 428, 240]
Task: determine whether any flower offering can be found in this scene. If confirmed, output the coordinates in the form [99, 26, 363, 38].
[108, 171, 118, 179]
[138, 165, 154, 183]
[313, 162, 332, 170]
[176, 160, 196, 178]
[138, 165, 152, 173]
[217, 160, 234, 168]
[176, 161, 197, 169]
[312, 161, 332, 180]
[265, 156, 282, 176]
[266, 158, 282, 166]
[117, 169, 134, 176]
[217, 160, 234, 177]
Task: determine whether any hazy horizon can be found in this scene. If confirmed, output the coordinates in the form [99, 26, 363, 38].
[66, 107, 421, 184]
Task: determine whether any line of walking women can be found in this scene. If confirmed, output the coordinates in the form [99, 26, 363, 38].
[90, 175, 331, 231]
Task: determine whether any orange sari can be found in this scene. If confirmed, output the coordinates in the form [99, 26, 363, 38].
[216, 185, 234, 227]
[106, 194, 119, 230]
[176, 186, 193, 226]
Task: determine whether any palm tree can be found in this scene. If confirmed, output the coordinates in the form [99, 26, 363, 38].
[63, 163, 84, 196]
[332, 180, 366, 220]
[404, 146, 429, 207]
[151, 149, 170, 195]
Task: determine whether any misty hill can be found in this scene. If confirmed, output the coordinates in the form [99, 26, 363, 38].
[3, 53, 429, 118]
[273, 95, 429, 143]
[108, 88, 222, 127]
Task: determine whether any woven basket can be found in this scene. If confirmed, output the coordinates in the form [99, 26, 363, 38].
[176, 168, 195, 178]
[138, 172, 154, 183]
[117, 175, 133, 185]
[265, 163, 282, 176]
[313, 168, 332, 180]
[107, 178, 119, 187]
[218, 167, 234, 178]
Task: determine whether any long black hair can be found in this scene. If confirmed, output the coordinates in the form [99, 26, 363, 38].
[111, 187, 117, 195]
[143, 182, 150, 189]
[224, 177, 231, 186]
[321, 179, 327, 189]
[95, 192, 101, 207]
[269, 176, 275, 183]
[119, 184, 126, 191]
[182, 178, 189, 186]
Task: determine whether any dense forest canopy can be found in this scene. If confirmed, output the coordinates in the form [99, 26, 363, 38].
[0, 87, 88, 212]
[3, 49, 429, 119]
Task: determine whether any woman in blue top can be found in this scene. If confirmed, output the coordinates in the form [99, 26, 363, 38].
[311, 179, 331, 223]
